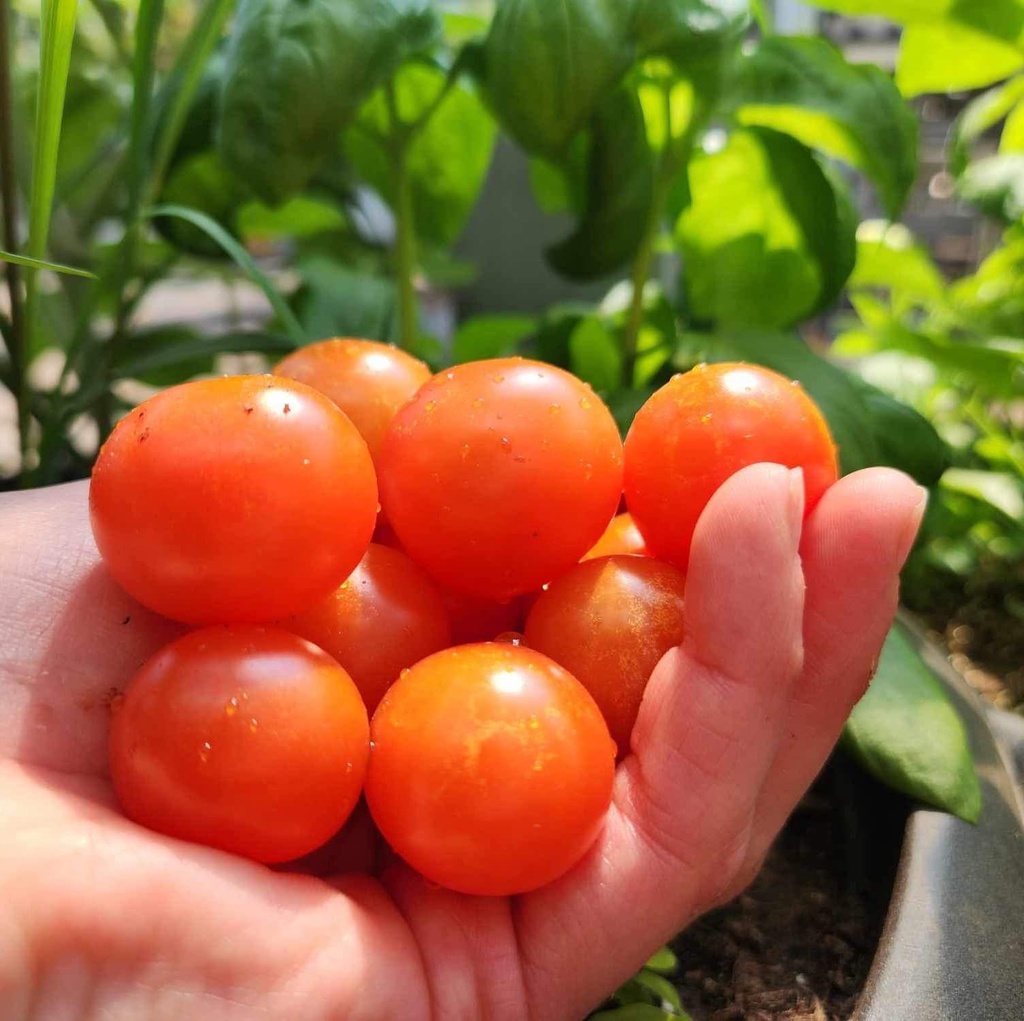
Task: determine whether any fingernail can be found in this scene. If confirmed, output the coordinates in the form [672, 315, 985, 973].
[787, 467, 805, 546]
[897, 485, 929, 565]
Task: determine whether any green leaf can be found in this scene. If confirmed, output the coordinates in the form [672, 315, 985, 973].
[632, 970, 683, 1012]
[548, 87, 654, 281]
[645, 947, 679, 974]
[842, 623, 982, 824]
[344, 62, 497, 247]
[24, 0, 80, 355]
[291, 257, 398, 344]
[949, 76, 1024, 176]
[958, 154, 1024, 222]
[157, 151, 250, 257]
[1002, 97, 1024, 151]
[218, 0, 441, 204]
[631, 0, 750, 73]
[237, 195, 347, 242]
[482, 0, 634, 156]
[452, 314, 536, 364]
[676, 128, 856, 329]
[897, 21, 1024, 97]
[145, 203, 306, 344]
[0, 249, 95, 278]
[149, 0, 236, 195]
[569, 316, 623, 393]
[849, 220, 946, 312]
[113, 326, 296, 385]
[942, 468, 1024, 521]
[730, 36, 919, 218]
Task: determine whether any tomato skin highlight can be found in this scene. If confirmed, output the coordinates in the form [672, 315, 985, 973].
[89, 375, 378, 625]
[582, 512, 650, 560]
[624, 362, 838, 570]
[278, 544, 452, 714]
[274, 338, 431, 467]
[365, 643, 616, 896]
[109, 626, 370, 864]
[525, 555, 687, 757]
[378, 357, 624, 601]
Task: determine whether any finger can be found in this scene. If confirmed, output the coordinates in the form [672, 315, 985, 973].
[515, 462, 807, 1020]
[743, 468, 926, 865]
[0, 482, 185, 776]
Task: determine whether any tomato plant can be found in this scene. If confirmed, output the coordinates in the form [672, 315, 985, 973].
[365, 642, 616, 896]
[378, 357, 624, 600]
[274, 338, 431, 467]
[525, 555, 687, 757]
[624, 363, 839, 570]
[89, 375, 378, 625]
[109, 626, 369, 864]
[582, 513, 650, 561]
[279, 543, 451, 714]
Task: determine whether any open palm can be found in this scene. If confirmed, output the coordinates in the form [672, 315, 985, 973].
[0, 464, 924, 1020]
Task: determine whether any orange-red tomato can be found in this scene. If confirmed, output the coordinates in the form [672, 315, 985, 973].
[89, 375, 377, 625]
[274, 338, 431, 466]
[624, 363, 838, 570]
[525, 556, 687, 757]
[441, 586, 528, 645]
[109, 626, 369, 864]
[379, 358, 624, 600]
[582, 512, 650, 560]
[278, 544, 451, 714]
[365, 643, 615, 896]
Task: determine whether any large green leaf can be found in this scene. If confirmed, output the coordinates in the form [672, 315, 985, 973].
[686, 329, 948, 484]
[949, 76, 1024, 177]
[897, 20, 1024, 96]
[630, 0, 749, 76]
[730, 36, 918, 218]
[849, 220, 946, 313]
[958, 154, 1024, 222]
[842, 623, 982, 824]
[344, 62, 497, 247]
[291, 256, 399, 344]
[676, 128, 856, 329]
[569, 316, 623, 393]
[807, 0, 1024, 42]
[218, 0, 440, 204]
[452, 314, 536, 364]
[482, 0, 634, 156]
[547, 87, 654, 281]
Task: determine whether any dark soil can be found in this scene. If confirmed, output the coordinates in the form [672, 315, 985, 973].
[671, 759, 907, 1021]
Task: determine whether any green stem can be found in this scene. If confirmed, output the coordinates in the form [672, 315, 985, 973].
[386, 81, 417, 353]
[0, 0, 26, 468]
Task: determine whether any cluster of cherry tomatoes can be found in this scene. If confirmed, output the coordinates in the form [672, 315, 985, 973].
[89, 338, 838, 897]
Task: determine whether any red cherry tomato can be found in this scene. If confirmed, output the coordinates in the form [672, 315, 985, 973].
[525, 555, 687, 757]
[582, 512, 650, 560]
[441, 586, 528, 645]
[109, 626, 369, 864]
[378, 357, 624, 600]
[624, 363, 838, 569]
[274, 338, 431, 467]
[278, 544, 451, 714]
[365, 643, 616, 896]
[89, 375, 377, 625]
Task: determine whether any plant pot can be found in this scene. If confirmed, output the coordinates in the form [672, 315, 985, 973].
[852, 617, 1024, 1020]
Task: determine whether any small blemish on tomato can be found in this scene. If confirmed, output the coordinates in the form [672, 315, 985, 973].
[283, 403, 291, 414]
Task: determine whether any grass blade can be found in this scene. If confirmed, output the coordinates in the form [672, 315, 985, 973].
[146, 203, 308, 345]
[0, 249, 95, 278]
[25, 0, 79, 355]
[150, 0, 236, 199]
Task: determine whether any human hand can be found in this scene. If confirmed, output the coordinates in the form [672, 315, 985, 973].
[0, 463, 924, 1019]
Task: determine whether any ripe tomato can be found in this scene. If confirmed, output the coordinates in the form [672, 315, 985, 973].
[90, 375, 378, 625]
[109, 626, 369, 864]
[525, 555, 687, 757]
[365, 643, 615, 896]
[441, 586, 528, 645]
[624, 363, 838, 569]
[582, 512, 650, 560]
[378, 357, 624, 600]
[274, 338, 431, 467]
[278, 544, 451, 714]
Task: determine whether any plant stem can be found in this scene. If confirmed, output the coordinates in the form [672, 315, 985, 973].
[0, 0, 27, 469]
[386, 81, 417, 353]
